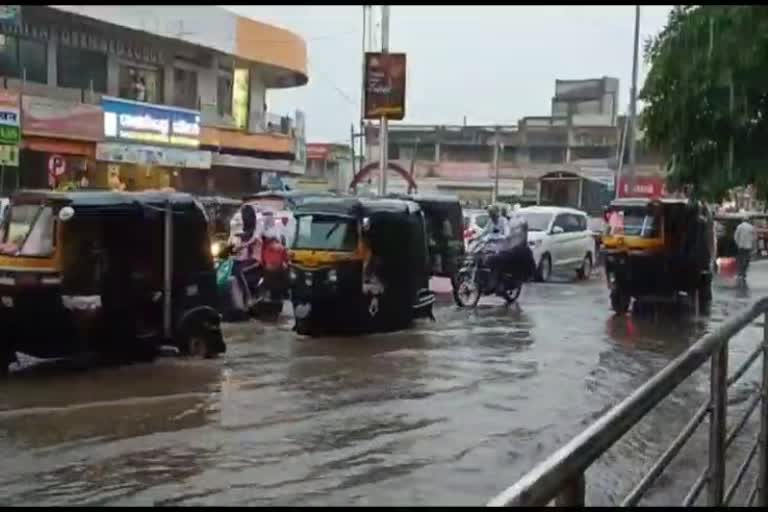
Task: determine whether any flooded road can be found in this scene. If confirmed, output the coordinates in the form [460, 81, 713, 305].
[0, 265, 766, 506]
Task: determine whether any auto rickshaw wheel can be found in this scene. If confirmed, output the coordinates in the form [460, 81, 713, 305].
[610, 289, 631, 315]
[0, 349, 14, 377]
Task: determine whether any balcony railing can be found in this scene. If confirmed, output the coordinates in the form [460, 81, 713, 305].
[250, 111, 295, 137]
[1, 77, 102, 105]
[488, 297, 768, 507]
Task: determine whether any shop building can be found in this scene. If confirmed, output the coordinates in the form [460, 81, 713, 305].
[0, 5, 308, 196]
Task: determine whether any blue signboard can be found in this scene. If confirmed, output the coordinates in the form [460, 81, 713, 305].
[101, 96, 200, 148]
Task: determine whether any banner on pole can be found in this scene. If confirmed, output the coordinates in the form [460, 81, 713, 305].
[363, 52, 406, 120]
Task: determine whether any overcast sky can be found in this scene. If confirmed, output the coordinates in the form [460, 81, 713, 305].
[225, 5, 673, 144]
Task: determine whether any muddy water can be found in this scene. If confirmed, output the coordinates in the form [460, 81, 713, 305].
[0, 269, 764, 506]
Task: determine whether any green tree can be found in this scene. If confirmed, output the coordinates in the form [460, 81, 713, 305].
[640, 5, 768, 201]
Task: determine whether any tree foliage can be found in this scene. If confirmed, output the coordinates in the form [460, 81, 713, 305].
[640, 5, 768, 201]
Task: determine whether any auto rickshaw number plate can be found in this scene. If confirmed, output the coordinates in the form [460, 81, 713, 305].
[1, 296, 13, 308]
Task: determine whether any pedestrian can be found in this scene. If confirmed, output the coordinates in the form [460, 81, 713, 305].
[734, 216, 755, 281]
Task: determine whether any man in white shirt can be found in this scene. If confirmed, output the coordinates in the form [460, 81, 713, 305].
[734, 217, 755, 280]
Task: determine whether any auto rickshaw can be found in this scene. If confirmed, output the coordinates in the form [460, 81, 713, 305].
[0, 190, 226, 375]
[386, 193, 466, 299]
[289, 196, 435, 336]
[602, 197, 714, 314]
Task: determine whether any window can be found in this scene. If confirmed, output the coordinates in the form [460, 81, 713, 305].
[217, 73, 233, 116]
[294, 215, 358, 251]
[522, 212, 552, 232]
[0, 204, 55, 257]
[118, 64, 163, 104]
[553, 214, 569, 232]
[174, 67, 198, 109]
[0, 34, 47, 83]
[57, 46, 107, 92]
[605, 208, 659, 238]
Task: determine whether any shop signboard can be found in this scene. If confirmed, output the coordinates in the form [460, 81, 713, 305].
[96, 142, 212, 169]
[232, 68, 250, 131]
[22, 96, 103, 141]
[102, 96, 200, 148]
[617, 176, 667, 198]
[0, 5, 20, 24]
[0, 90, 20, 146]
[364, 52, 407, 120]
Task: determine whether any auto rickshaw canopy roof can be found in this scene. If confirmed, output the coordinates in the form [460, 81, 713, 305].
[12, 189, 204, 210]
[293, 195, 423, 218]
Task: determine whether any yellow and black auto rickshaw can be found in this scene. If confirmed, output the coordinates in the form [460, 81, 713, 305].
[602, 197, 714, 314]
[289, 196, 435, 335]
[0, 190, 226, 375]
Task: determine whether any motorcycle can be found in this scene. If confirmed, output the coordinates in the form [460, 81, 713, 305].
[453, 237, 529, 308]
[215, 238, 290, 321]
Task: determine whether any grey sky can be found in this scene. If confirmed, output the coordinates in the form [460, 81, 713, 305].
[225, 5, 672, 144]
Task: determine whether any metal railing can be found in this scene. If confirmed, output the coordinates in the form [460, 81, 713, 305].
[488, 297, 768, 507]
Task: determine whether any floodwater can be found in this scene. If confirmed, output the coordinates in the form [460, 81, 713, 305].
[0, 265, 765, 506]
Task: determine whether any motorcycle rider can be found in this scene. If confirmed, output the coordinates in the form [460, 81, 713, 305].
[230, 203, 264, 311]
[478, 204, 512, 293]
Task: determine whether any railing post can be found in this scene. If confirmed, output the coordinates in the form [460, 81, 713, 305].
[759, 311, 768, 506]
[554, 472, 585, 507]
[708, 342, 728, 506]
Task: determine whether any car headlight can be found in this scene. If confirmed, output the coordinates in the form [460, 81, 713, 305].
[327, 269, 338, 283]
[211, 242, 221, 257]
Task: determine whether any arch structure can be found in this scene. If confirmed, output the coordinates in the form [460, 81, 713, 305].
[348, 161, 418, 194]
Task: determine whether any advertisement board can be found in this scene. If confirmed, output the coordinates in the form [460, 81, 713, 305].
[617, 176, 667, 198]
[22, 96, 103, 141]
[364, 52, 406, 120]
[232, 68, 250, 130]
[96, 142, 212, 169]
[0, 90, 20, 146]
[102, 96, 200, 147]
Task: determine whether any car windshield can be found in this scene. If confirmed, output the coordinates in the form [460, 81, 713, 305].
[293, 214, 358, 251]
[521, 212, 553, 232]
[0, 204, 56, 256]
[605, 207, 659, 238]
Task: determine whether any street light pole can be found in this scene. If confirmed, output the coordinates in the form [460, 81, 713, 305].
[493, 127, 501, 203]
[627, 5, 641, 196]
[378, 5, 390, 196]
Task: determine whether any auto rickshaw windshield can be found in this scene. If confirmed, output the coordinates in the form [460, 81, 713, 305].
[605, 206, 659, 238]
[0, 203, 56, 257]
[293, 214, 358, 251]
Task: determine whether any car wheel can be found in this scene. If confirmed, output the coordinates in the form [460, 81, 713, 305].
[576, 254, 593, 280]
[536, 254, 552, 282]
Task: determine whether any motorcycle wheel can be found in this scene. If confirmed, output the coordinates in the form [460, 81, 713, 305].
[454, 271, 481, 308]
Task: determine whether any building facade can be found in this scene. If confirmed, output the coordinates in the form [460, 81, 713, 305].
[363, 77, 664, 207]
[291, 142, 354, 193]
[0, 5, 308, 197]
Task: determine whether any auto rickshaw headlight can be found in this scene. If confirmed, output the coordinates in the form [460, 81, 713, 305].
[327, 269, 338, 283]
[211, 242, 221, 258]
[289, 268, 298, 282]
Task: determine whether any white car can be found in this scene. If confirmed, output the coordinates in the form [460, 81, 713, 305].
[519, 206, 596, 282]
